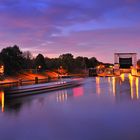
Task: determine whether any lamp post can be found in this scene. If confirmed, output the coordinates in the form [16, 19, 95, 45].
[36, 65, 42, 73]
[38, 65, 42, 69]
[0, 64, 4, 80]
[58, 66, 63, 79]
[0, 65, 4, 74]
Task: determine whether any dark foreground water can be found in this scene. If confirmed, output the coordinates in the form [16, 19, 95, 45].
[0, 75, 140, 140]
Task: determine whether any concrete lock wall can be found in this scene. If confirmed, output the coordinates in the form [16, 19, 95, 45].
[114, 53, 137, 76]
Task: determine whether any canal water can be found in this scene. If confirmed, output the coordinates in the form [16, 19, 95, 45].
[0, 74, 140, 140]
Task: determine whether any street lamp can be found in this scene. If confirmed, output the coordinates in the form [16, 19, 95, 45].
[0, 65, 4, 75]
[0, 65, 4, 80]
[38, 65, 42, 69]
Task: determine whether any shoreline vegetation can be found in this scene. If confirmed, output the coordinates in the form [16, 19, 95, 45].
[1, 45, 140, 87]
[0, 45, 98, 86]
[0, 71, 87, 86]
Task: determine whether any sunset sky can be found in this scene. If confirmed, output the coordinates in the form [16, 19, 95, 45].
[0, 0, 140, 62]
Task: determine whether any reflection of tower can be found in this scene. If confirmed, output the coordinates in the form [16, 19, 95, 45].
[128, 74, 139, 100]
[112, 74, 139, 101]
[136, 77, 139, 99]
[112, 75, 131, 101]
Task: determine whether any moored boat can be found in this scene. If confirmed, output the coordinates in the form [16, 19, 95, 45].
[4, 79, 83, 98]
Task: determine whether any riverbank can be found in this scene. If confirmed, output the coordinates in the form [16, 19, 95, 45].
[0, 71, 87, 87]
[0, 71, 58, 86]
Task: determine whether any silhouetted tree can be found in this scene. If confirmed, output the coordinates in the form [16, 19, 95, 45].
[59, 53, 74, 72]
[0, 45, 24, 75]
[74, 56, 85, 70]
[45, 57, 51, 69]
[83, 57, 90, 68]
[49, 58, 61, 70]
[22, 51, 33, 69]
[89, 57, 99, 68]
[0, 45, 102, 75]
[34, 54, 46, 71]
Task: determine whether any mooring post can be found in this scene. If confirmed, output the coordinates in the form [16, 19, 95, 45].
[35, 77, 38, 84]
[19, 79, 22, 86]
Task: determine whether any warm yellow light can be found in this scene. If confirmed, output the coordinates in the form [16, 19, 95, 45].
[120, 73, 125, 82]
[136, 77, 139, 99]
[97, 66, 100, 69]
[0, 65, 4, 74]
[112, 77, 116, 96]
[129, 74, 134, 99]
[2, 92, 4, 112]
[108, 77, 111, 83]
[0, 91, 4, 113]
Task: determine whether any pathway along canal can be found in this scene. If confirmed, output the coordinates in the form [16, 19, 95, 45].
[0, 75, 140, 140]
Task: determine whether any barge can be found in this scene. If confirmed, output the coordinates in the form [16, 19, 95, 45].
[4, 79, 82, 98]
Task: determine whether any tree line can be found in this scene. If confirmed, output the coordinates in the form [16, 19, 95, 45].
[0, 45, 101, 75]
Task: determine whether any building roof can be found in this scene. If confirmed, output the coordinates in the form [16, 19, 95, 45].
[114, 53, 137, 55]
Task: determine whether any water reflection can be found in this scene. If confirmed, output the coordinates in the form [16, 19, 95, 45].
[120, 73, 125, 82]
[112, 74, 139, 100]
[128, 74, 139, 100]
[56, 86, 84, 103]
[94, 75, 140, 101]
[0, 75, 140, 113]
[73, 86, 84, 97]
[112, 77, 116, 96]
[1, 78, 140, 140]
[0, 90, 4, 112]
[56, 90, 68, 103]
[96, 77, 101, 95]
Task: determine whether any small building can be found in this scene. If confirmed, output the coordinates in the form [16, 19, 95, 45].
[114, 53, 137, 75]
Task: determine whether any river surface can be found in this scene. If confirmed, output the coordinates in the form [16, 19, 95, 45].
[0, 75, 140, 140]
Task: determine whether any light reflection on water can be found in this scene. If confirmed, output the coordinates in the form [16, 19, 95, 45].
[0, 76, 140, 140]
[0, 75, 140, 113]
[96, 77, 100, 95]
[0, 90, 4, 112]
[56, 90, 68, 103]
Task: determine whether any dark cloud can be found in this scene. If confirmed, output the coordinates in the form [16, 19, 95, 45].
[0, 0, 140, 62]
